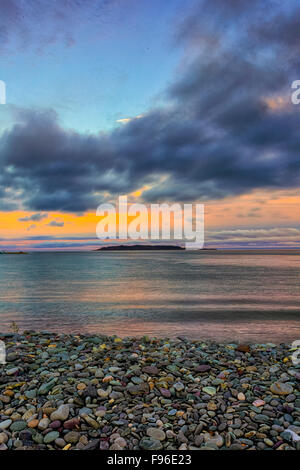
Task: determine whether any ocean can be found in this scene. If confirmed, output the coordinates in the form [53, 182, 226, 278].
[0, 250, 300, 343]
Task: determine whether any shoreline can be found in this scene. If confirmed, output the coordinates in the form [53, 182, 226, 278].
[1, 319, 299, 344]
[0, 331, 299, 451]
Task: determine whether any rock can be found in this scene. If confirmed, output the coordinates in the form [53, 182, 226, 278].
[19, 430, 32, 441]
[207, 402, 218, 411]
[32, 432, 43, 444]
[6, 367, 19, 375]
[253, 399, 265, 407]
[10, 421, 27, 432]
[0, 420, 12, 430]
[286, 394, 296, 402]
[13, 439, 22, 449]
[28, 418, 38, 428]
[64, 418, 80, 430]
[288, 425, 300, 435]
[204, 433, 223, 448]
[196, 364, 211, 372]
[146, 428, 166, 441]
[97, 389, 109, 398]
[83, 385, 97, 398]
[50, 404, 70, 421]
[203, 387, 216, 396]
[281, 431, 293, 442]
[128, 383, 149, 395]
[140, 437, 163, 450]
[25, 390, 36, 399]
[179, 443, 188, 450]
[38, 379, 56, 395]
[264, 438, 274, 447]
[269, 366, 280, 373]
[95, 369, 104, 378]
[81, 414, 99, 429]
[83, 440, 100, 450]
[177, 430, 188, 444]
[44, 431, 60, 444]
[77, 383, 86, 390]
[0, 433, 8, 444]
[230, 443, 244, 450]
[253, 414, 270, 424]
[38, 418, 50, 431]
[142, 366, 159, 375]
[159, 388, 171, 398]
[110, 443, 123, 450]
[114, 437, 127, 448]
[238, 392, 246, 401]
[282, 429, 300, 442]
[55, 438, 66, 448]
[64, 431, 80, 444]
[270, 382, 293, 395]
[99, 440, 110, 450]
[50, 420, 61, 429]
[174, 382, 185, 392]
[78, 407, 92, 416]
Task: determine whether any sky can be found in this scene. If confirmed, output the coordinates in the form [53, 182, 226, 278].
[1, 0, 300, 250]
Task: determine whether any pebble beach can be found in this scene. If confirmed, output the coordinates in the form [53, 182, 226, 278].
[0, 331, 299, 451]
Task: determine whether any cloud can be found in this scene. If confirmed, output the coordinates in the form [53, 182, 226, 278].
[26, 224, 36, 231]
[207, 227, 300, 242]
[0, 0, 121, 54]
[18, 212, 48, 222]
[1, 227, 300, 249]
[116, 115, 144, 124]
[47, 220, 64, 227]
[1, 1, 300, 212]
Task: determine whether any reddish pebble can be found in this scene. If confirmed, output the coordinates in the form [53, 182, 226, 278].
[64, 418, 80, 430]
[253, 399, 265, 407]
[50, 420, 61, 429]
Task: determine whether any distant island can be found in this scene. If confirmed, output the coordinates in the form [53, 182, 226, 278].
[94, 244, 185, 251]
[0, 251, 28, 255]
[93, 245, 217, 251]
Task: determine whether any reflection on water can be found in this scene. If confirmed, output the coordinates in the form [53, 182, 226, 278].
[0, 251, 300, 342]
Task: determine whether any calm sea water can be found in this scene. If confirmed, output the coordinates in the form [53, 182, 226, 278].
[0, 251, 300, 343]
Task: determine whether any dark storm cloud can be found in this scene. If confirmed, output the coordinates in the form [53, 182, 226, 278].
[1, 0, 300, 211]
[0, 0, 118, 53]
[0, 108, 140, 211]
